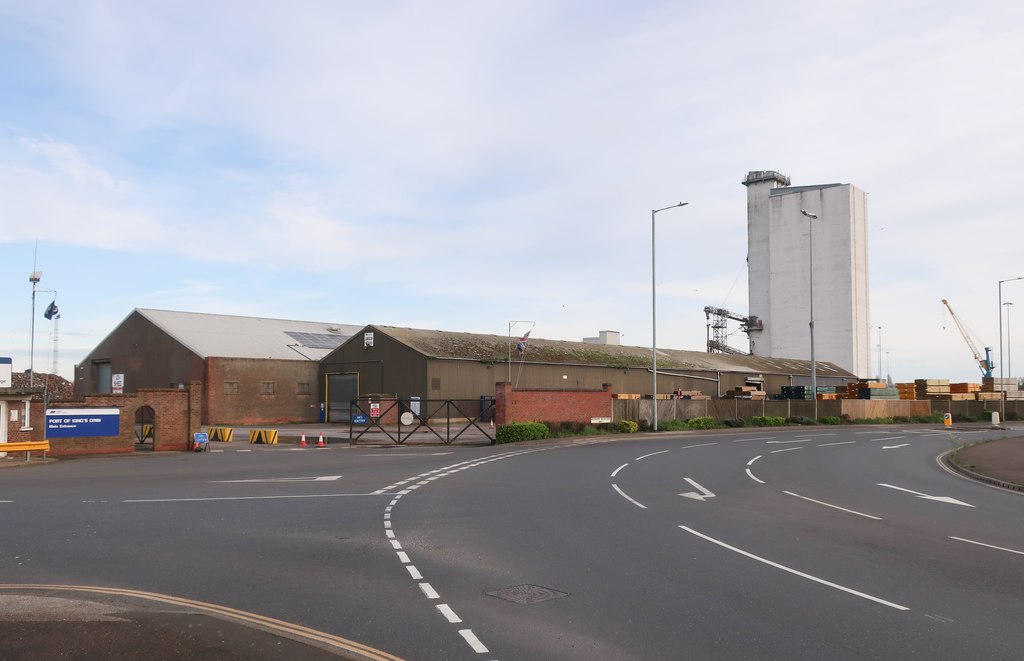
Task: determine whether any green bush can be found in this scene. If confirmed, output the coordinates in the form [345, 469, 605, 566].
[496, 422, 549, 443]
[787, 416, 817, 425]
[748, 415, 787, 427]
[659, 419, 690, 431]
[820, 415, 842, 425]
[722, 418, 745, 428]
[616, 420, 640, 433]
[686, 417, 720, 430]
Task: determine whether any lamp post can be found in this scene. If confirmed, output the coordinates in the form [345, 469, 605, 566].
[651, 201, 687, 431]
[800, 209, 818, 420]
[999, 276, 1023, 420]
[29, 271, 41, 387]
[877, 326, 883, 382]
[1005, 301, 1014, 379]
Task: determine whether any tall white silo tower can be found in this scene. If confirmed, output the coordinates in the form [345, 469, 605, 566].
[743, 170, 871, 378]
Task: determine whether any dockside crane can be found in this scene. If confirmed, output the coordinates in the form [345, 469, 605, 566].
[703, 306, 763, 355]
[940, 298, 994, 378]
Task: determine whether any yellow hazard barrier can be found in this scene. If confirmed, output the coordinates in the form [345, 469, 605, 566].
[249, 429, 279, 445]
[208, 427, 234, 442]
[141, 424, 154, 440]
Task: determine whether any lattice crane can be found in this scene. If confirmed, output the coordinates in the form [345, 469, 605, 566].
[703, 306, 763, 355]
[940, 298, 994, 378]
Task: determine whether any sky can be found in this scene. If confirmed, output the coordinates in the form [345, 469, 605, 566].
[1, 0, 1022, 386]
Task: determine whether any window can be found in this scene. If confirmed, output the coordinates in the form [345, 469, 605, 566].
[224, 381, 239, 395]
[261, 381, 276, 396]
[431, 378, 441, 391]
[297, 382, 310, 395]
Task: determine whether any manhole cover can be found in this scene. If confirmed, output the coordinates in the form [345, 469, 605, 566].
[485, 584, 569, 605]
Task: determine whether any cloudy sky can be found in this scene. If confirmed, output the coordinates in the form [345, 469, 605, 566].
[1, 1, 1022, 385]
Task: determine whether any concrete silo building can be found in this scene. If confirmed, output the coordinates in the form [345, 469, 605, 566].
[743, 170, 871, 378]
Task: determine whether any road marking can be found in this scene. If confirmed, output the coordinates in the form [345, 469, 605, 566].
[612, 484, 647, 509]
[406, 565, 423, 580]
[679, 478, 715, 501]
[0, 584, 404, 661]
[882, 444, 910, 449]
[803, 433, 836, 437]
[437, 604, 462, 623]
[733, 437, 774, 442]
[125, 493, 387, 503]
[458, 629, 489, 653]
[396, 551, 409, 563]
[877, 483, 974, 507]
[636, 450, 669, 461]
[682, 442, 718, 449]
[677, 526, 909, 611]
[745, 469, 764, 484]
[783, 491, 882, 520]
[925, 613, 955, 623]
[767, 439, 806, 444]
[419, 583, 440, 599]
[770, 447, 802, 454]
[747, 455, 762, 466]
[611, 463, 628, 478]
[869, 436, 905, 443]
[818, 441, 856, 447]
[950, 536, 1024, 556]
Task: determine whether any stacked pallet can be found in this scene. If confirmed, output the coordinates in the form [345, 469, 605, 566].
[858, 386, 900, 400]
[722, 386, 767, 400]
[916, 379, 951, 399]
[780, 385, 813, 400]
[975, 391, 1003, 402]
[896, 383, 917, 400]
[613, 393, 640, 400]
[676, 390, 711, 401]
[950, 383, 981, 393]
[982, 377, 1024, 401]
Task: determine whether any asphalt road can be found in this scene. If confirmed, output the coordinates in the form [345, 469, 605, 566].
[3, 424, 1023, 660]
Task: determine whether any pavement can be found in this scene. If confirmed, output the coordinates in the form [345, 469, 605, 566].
[2, 427, 1021, 659]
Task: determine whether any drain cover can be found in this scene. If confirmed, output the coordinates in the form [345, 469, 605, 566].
[485, 584, 569, 605]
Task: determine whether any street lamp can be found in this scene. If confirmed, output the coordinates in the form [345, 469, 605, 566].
[877, 326, 883, 382]
[999, 276, 1023, 420]
[1005, 301, 1014, 379]
[800, 209, 818, 420]
[29, 271, 41, 387]
[652, 201, 688, 431]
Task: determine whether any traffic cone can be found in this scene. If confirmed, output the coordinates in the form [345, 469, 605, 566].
[300, 432, 307, 447]
[317, 432, 326, 447]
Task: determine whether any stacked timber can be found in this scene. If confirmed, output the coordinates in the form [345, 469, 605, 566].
[950, 383, 981, 393]
[983, 377, 1024, 400]
[896, 383, 917, 400]
[676, 390, 711, 401]
[613, 393, 640, 399]
[916, 379, 951, 399]
[722, 386, 767, 400]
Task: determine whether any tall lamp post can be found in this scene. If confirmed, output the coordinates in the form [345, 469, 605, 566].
[877, 326, 883, 381]
[1005, 301, 1014, 380]
[651, 201, 688, 431]
[28, 272, 41, 390]
[999, 276, 1023, 420]
[800, 209, 818, 420]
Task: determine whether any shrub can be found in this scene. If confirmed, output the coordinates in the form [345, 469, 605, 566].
[616, 420, 640, 433]
[496, 422, 549, 443]
[748, 415, 787, 427]
[722, 418, 745, 428]
[820, 415, 842, 425]
[686, 416, 720, 430]
[659, 419, 690, 431]
[787, 416, 817, 426]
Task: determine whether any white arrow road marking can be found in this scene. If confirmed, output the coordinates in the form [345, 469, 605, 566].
[882, 444, 910, 449]
[877, 483, 974, 507]
[680, 478, 716, 501]
[211, 475, 342, 483]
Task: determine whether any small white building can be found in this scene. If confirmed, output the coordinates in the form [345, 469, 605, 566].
[743, 170, 871, 378]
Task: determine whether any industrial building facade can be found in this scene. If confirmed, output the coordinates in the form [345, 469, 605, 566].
[744, 170, 871, 377]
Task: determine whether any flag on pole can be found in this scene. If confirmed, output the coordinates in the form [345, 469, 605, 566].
[43, 300, 59, 320]
[516, 330, 530, 354]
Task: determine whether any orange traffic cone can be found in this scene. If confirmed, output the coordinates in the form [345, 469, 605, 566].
[300, 432, 307, 447]
[317, 432, 326, 447]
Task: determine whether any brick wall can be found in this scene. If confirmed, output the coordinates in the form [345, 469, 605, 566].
[206, 358, 320, 425]
[24, 386, 197, 457]
[495, 382, 613, 426]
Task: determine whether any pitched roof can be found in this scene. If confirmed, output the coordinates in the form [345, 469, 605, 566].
[136, 309, 363, 360]
[364, 325, 853, 377]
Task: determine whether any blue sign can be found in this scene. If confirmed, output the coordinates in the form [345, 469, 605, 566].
[353, 414, 368, 424]
[46, 408, 121, 438]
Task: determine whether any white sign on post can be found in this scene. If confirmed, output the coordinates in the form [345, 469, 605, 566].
[112, 374, 124, 394]
[0, 357, 11, 388]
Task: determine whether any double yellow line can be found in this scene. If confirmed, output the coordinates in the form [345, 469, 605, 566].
[0, 584, 404, 661]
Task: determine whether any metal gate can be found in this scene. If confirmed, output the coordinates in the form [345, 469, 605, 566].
[349, 398, 496, 445]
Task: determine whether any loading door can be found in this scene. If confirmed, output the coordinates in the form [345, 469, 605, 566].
[326, 373, 359, 422]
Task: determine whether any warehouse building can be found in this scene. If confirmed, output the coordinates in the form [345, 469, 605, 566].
[74, 309, 362, 425]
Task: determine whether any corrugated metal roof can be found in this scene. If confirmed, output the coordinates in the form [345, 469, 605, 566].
[365, 325, 853, 377]
[137, 309, 363, 360]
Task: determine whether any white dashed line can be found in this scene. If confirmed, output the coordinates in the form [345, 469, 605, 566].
[611, 463, 628, 478]
[747, 455, 762, 466]
[950, 536, 1024, 556]
[406, 565, 423, 580]
[770, 447, 802, 454]
[437, 604, 462, 623]
[459, 629, 489, 653]
[818, 441, 856, 447]
[612, 483, 647, 509]
[783, 491, 882, 520]
[682, 442, 718, 449]
[397, 552, 410, 563]
[419, 583, 440, 599]
[636, 450, 669, 461]
[745, 468, 765, 484]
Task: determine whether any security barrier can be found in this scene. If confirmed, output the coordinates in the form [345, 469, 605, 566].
[141, 424, 154, 440]
[208, 427, 234, 442]
[249, 429, 278, 445]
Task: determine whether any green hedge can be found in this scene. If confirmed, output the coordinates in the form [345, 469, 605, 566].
[686, 416, 720, 430]
[496, 422, 550, 443]
[748, 415, 787, 427]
